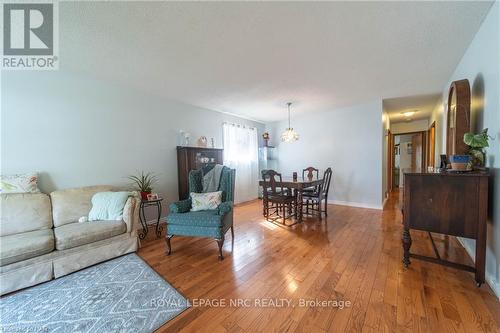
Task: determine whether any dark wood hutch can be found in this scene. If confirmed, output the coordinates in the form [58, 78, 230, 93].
[176, 146, 223, 200]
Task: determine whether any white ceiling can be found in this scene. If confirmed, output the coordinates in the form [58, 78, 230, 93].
[61, 1, 493, 122]
[383, 93, 442, 123]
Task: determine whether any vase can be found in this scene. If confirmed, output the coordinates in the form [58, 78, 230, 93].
[141, 191, 151, 200]
[469, 149, 486, 169]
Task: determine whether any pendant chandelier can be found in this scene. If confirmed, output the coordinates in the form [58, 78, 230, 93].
[281, 102, 299, 142]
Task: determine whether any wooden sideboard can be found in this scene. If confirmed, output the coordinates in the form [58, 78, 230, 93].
[402, 170, 489, 286]
[176, 146, 224, 200]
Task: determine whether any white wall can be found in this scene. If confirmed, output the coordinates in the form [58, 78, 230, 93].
[390, 119, 429, 134]
[1, 71, 265, 218]
[429, 97, 445, 165]
[430, 2, 499, 297]
[270, 100, 383, 209]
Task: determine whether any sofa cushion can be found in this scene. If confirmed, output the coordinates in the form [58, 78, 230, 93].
[0, 229, 54, 266]
[50, 185, 114, 227]
[0, 193, 52, 237]
[167, 210, 223, 228]
[54, 220, 127, 250]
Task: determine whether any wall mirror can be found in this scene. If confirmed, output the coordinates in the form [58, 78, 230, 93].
[446, 79, 470, 155]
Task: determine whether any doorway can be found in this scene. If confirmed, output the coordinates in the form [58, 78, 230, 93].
[427, 122, 436, 168]
[389, 131, 426, 190]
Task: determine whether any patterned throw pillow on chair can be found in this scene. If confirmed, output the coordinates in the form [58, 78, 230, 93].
[190, 191, 222, 211]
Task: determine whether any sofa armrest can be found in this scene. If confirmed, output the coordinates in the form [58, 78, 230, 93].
[218, 201, 233, 216]
[123, 192, 140, 233]
[169, 199, 192, 214]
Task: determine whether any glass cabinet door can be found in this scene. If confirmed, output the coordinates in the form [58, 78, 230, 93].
[193, 150, 218, 170]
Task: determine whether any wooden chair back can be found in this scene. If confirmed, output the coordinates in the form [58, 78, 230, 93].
[302, 167, 319, 180]
[320, 168, 333, 198]
[262, 170, 284, 197]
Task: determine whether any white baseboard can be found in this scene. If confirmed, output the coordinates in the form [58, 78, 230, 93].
[327, 200, 382, 210]
[457, 237, 500, 300]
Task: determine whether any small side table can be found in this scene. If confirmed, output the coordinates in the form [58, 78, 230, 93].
[139, 198, 164, 239]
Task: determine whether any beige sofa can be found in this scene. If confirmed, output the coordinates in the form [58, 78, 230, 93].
[0, 185, 140, 295]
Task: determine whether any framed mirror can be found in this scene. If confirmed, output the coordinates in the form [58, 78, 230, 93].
[446, 79, 470, 155]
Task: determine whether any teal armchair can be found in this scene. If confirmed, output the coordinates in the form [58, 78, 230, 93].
[165, 166, 235, 260]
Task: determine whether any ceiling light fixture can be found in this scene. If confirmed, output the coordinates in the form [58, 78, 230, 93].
[401, 110, 417, 117]
[281, 102, 299, 143]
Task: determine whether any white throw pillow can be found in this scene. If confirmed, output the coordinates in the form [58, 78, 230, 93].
[190, 191, 222, 212]
[0, 173, 40, 193]
[88, 191, 131, 221]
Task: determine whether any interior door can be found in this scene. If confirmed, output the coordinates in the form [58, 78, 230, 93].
[411, 133, 423, 171]
[427, 123, 436, 167]
[387, 131, 393, 193]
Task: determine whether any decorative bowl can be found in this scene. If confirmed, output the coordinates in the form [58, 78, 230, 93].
[449, 155, 471, 170]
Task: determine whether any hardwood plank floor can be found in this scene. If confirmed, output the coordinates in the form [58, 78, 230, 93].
[138, 191, 500, 333]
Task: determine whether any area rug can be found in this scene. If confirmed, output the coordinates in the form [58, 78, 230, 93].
[0, 254, 189, 333]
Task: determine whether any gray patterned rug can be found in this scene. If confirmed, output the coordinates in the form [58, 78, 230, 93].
[0, 254, 189, 333]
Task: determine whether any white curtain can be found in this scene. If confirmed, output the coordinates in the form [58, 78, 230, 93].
[223, 123, 259, 204]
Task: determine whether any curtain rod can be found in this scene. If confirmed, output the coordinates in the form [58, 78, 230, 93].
[223, 122, 257, 130]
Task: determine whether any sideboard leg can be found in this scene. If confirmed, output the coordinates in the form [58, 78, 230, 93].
[402, 228, 412, 267]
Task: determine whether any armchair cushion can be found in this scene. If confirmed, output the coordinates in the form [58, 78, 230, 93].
[169, 199, 192, 213]
[167, 210, 222, 228]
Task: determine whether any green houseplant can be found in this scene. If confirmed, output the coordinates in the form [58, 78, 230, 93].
[463, 128, 491, 169]
[128, 171, 158, 200]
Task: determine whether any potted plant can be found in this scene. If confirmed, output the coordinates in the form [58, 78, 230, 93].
[128, 172, 158, 200]
[463, 128, 492, 169]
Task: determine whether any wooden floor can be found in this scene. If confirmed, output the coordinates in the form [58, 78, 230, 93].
[138, 191, 500, 333]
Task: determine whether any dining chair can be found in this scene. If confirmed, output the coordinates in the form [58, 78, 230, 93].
[303, 168, 333, 220]
[261, 169, 273, 217]
[302, 166, 320, 214]
[262, 170, 296, 225]
[302, 167, 319, 180]
[261, 169, 290, 212]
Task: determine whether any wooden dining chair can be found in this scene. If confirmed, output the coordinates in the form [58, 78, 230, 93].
[261, 169, 274, 217]
[262, 170, 296, 225]
[302, 166, 320, 213]
[302, 167, 319, 180]
[303, 168, 333, 220]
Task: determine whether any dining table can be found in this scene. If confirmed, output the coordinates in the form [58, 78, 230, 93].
[258, 176, 324, 223]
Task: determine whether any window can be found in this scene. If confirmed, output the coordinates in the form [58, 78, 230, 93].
[222, 123, 258, 203]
